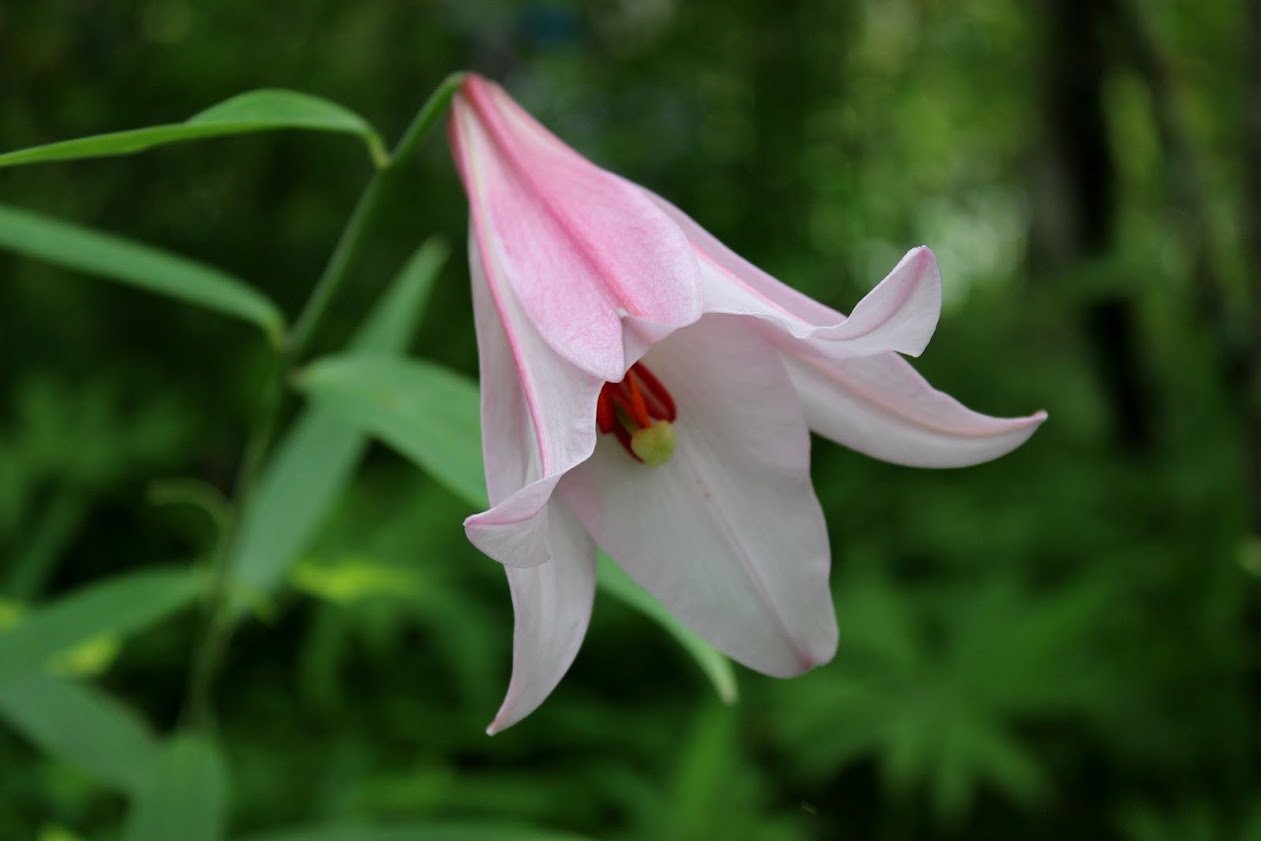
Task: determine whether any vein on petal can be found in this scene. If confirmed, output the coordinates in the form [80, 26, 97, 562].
[794, 352, 1048, 438]
[677, 440, 822, 672]
[467, 82, 649, 321]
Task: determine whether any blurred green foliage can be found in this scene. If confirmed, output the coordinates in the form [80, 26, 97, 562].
[1, 0, 1257, 839]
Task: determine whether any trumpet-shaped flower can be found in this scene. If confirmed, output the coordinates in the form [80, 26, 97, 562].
[448, 74, 1045, 733]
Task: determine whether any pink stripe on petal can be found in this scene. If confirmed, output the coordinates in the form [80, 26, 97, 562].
[466, 234, 603, 568]
[785, 351, 1047, 468]
[452, 77, 703, 381]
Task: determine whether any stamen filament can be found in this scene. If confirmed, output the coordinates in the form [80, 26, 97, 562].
[624, 373, 652, 429]
[594, 360, 679, 467]
[629, 364, 676, 421]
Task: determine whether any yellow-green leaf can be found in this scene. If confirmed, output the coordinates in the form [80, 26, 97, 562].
[0, 567, 201, 683]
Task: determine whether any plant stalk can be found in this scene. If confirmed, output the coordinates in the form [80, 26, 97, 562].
[181, 72, 465, 726]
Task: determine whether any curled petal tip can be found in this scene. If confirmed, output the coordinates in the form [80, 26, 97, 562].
[1010, 409, 1050, 431]
[463, 515, 552, 568]
[795, 625, 839, 675]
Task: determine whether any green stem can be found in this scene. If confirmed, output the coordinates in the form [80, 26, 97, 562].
[285, 71, 465, 365]
[388, 71, 467, 174]
[183, 354, 283, 727]
[181, 72, 466, 727]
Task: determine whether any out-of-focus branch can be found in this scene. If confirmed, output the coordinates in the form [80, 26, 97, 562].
[1244, 0, 1261, 370]
[1110, 0, 1260, 529]
[1244, 0, 1261, 532]
[1108, 0, 1235, 359]
[1104, 0, 1261, 531]
[1032, 0, 1156, 452]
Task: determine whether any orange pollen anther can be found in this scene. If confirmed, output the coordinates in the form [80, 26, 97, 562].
[596, 362, 678, 464]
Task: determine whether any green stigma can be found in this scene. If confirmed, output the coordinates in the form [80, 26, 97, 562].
[630, 421, 677, 467]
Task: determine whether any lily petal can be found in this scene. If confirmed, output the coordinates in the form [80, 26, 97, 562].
[463, 234, 603, 568]
[451, 77, 703, 382]
[560, 315, 838, 676]
[487, 500, 597, 735]
[784, 351, 1048, 468]
[447, 75, 1047, 733]
[647, 191, 941, 359]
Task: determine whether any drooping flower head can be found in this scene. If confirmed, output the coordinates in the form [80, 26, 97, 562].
[448, 74, 1045, 733]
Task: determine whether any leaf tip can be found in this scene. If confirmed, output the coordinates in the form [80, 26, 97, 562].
[367, 134, 390, 170]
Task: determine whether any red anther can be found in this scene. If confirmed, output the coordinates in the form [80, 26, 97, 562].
[595, 360, 676, 463]
[596, 387, 615, 434]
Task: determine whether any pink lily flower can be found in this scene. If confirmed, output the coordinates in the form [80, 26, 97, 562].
[448, 74, 1045, 734]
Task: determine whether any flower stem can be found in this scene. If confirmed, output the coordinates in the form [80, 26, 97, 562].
[181, 72, 465, 727]
[183, 352, 283, 727]
[285, 71, 465, 365]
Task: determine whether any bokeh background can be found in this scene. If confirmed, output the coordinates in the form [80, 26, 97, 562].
[2, 0, 1259, 839]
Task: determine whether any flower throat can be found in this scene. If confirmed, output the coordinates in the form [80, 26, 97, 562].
[596, 362, 677, 467]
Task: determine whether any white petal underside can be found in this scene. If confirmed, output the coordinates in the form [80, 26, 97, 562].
[487, 499, 596, 734]
[561, 315, 838, 677]
[785, 351, 1047, 468]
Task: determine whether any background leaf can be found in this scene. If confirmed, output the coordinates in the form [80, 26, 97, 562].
[0, 674, 157, 793]
[124, 733, 230, 841]
[295, 357, 485, 508]
[0, 567, 200, 683]
[242, 823, 594, 841]
[0, 203, 285, 344]
[1, 3, 1254, 837]
[228, 240, 447, 609]
[0, 88, 386, 170]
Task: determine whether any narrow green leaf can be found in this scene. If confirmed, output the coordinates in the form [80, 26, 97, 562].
[349, 240, 449, 354]
[0, 567, 201, 683]
[0, 674, 157, 792]
[597, 554, 738, 704]
[295, 357, 486, 507]
[228, 240, 447, 609]
[241, 823, 593, 841]
[0, 203, 285, 344]
[296, 358, 737, 703]
[0, 88, 386, 170]
[124, 733, 229, 841]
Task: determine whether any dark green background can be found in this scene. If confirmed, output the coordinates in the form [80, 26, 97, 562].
[1, 0, 1258, 839]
